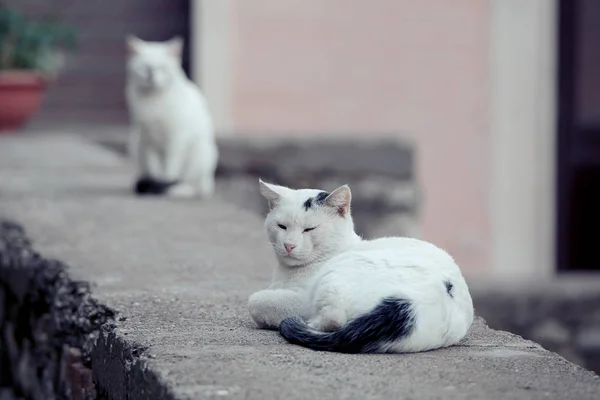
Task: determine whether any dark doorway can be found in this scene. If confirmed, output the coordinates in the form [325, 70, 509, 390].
[5, 0, 191, 128]
[557, 0, 600, 271]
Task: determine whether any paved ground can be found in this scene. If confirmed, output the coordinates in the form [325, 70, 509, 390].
[1, 133, 599, 400]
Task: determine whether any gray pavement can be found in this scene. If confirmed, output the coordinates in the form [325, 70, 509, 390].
[1, 133, 599, 400]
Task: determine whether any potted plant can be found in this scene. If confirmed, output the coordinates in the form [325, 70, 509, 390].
[0, 4, 76, 132]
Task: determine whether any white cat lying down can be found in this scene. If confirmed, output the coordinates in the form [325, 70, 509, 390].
[248, 180, 474, 354]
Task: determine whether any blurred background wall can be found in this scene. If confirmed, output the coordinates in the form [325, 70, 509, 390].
[210, 0, 492, 276]
[3, 0, 191, 125]
[197, 0, 550, 280]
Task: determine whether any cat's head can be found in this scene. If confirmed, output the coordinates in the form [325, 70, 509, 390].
[125, 35, 184, 91]
[259, 179, 356, 267]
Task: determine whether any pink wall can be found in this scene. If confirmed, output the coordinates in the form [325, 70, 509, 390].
[230, 0, 491, 274]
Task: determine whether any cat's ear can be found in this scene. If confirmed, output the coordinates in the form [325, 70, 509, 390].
[259, 179, 288, 210]
[167, 36, 184, 58]
[126, 35, 143, 55]
[325, 185, 352, 217]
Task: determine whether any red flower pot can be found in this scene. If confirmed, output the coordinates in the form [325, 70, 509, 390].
[0, 70, 47, 133]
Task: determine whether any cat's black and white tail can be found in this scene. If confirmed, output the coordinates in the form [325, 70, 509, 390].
[134, 177, 196, 198]
[279, 297, 415, 353]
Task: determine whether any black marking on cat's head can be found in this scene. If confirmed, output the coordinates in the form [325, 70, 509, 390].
[302, 198, 313, 211]
[315, 191, 329, 204]
[444, 281, 454, 298]
[303, 191, 330, 211]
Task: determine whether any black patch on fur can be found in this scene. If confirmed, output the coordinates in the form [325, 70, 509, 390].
[302, 198, 313, 211]
[302, 191, 330, 211]
[134, 177, 178, 196]
[279, 297, 415, 353]
[314, 191, 329, 204]
[445, 281, 454, 298]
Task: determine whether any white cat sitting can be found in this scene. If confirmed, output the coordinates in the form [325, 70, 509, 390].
[125, 36, 218, 198]
[248, 180, 474, 353]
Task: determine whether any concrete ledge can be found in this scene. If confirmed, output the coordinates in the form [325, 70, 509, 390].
[95, 132, 420, 238]
[215, 135, 414, 180]
[1, 134, 599, 399]
[213, 135, 420, 239]
[92, 132, 415, 180]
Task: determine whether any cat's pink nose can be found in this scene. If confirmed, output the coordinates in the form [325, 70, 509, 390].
[284, 243, 296, 253]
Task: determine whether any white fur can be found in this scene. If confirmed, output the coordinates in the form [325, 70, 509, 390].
[125, 36, 218, 198]
[248, 180, 474, 353]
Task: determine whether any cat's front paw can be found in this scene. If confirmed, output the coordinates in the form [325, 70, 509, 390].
[167, 183, 197, 199]
[248, 290, 280, 330]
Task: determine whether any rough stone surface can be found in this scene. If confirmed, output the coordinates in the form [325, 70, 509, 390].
[0, 220, 114, 400]
[1, 134, 600, 400]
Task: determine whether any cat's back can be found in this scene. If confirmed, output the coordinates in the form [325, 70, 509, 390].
[319, 236, 460, 281]
[354, 237, 455, 264]
[314, 236, 472, 319]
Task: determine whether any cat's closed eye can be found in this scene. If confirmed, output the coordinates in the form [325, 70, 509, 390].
[277, 224, 287, 230]
[303, 227, 317, 233]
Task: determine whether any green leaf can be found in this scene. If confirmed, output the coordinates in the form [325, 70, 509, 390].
[0, 4, 78, 71]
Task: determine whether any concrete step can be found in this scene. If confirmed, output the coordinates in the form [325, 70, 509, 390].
[0, 134, 599, 399]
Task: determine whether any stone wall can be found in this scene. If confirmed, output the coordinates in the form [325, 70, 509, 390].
[0, 221, 115, 400]
[214, 136, 419, 239]
[473, 279, 600, 375]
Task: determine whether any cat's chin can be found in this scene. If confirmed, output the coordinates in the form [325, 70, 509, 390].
[279, 254, 307, 268]
[135, 83, 167, 93]
[132, 77, 172, 92]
